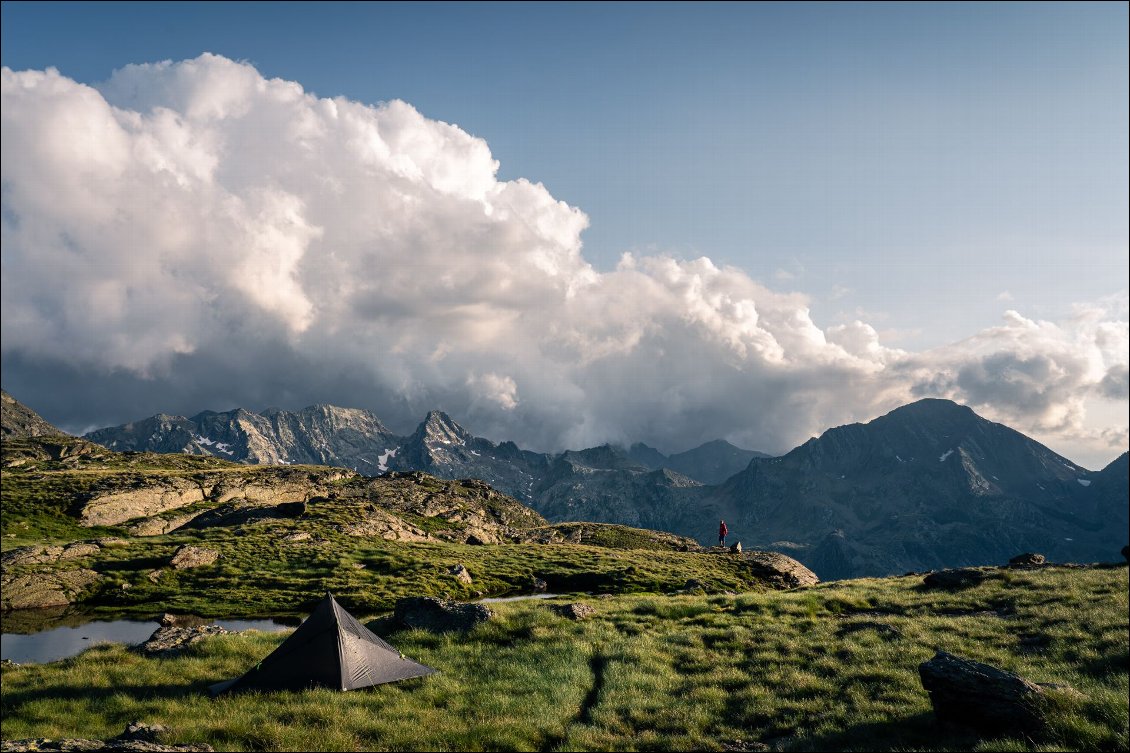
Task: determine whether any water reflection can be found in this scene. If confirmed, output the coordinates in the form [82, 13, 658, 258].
[0, 610, 296, 665]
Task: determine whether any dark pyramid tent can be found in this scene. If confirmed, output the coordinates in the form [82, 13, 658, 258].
[210, 593, 436, 694]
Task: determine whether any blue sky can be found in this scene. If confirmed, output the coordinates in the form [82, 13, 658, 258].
[2, 2, 1127, 465]
[4, 2, 1126, 347]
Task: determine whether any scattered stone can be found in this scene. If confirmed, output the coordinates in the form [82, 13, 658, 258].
[529, 576, 548, 592]
[1008, 553, 1046, 567]
[393, 596, 492, 633]
[922, 568, 988, 590]
[449, 564, 473, 585]
[168, 546, 219, 570]
[119, 723, 169, 743]
[918, 650, 1052, 737]
[1, 658, 17, 667]
[682, 579, 707, 592]
[721, 741, 769, 752]
[282, 531, 312, 543]
[739, 551, 819, 589]
[729, 541, 742, 554]
[138, 624, 230, 658]
[0, 568, 100, 610]
[146, 569, 166, 584]
[0, 740, 214, 752]
[552, 603, 596, 621]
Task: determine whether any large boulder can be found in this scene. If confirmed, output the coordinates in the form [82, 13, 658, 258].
[740, 551, 819, 588]
[0, 568, 100, 610]
[138, 624, 231, 658]
[168, 546, 219, 570]
[552, 603, 596, 621]
[919, 650, 1052, 737]
[1007, 553, 1046, 567]
[393, 596, 492, 633]
[923, 568, 989, 590]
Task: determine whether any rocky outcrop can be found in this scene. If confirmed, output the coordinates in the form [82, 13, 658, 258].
[138, 624, 231, 657]
[923, 568, 989, 590]
[739, 551, 819, 589]
[128, 514, 201, 537]
[393, 597, 492, 633]
[1, 389, 67, 438]
[80, 478, 206, 527]
[1008, 553, 1046, 567]
[168, 546, 219, 570]
[918, 650, 1052, 737]
[80, 469, 350, 528]
[0, 568, 101, 610]
[179, 500, 306, 531]
[552, 603, 596, 621]
[342, 509, 429, 541]
[1, 542, 101, 568]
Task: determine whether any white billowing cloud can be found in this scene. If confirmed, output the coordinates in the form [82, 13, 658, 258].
[2, 55, 1127, 468]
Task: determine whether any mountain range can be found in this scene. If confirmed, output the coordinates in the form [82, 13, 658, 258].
[7, 391, 1127, 579]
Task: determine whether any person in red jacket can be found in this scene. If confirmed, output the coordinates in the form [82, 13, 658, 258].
[718, 520, 728, 547]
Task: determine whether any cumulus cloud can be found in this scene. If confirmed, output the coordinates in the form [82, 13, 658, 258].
[2, 55, 1126, 468]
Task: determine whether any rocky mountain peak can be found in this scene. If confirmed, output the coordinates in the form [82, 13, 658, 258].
[417, 410, 471, 446]
[1, 389, 68, 439]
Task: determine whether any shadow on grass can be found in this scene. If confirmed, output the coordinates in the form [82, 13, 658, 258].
[786, 711, 987, 752]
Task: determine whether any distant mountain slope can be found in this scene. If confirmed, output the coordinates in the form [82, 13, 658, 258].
[79, 396, 1128, 579]
[85, 404, 401, 470]
[384, 411, 552, 502]
[629, 439, 771, 484]
[1, 390, 68, 439]
[705, 399, 1125, 578]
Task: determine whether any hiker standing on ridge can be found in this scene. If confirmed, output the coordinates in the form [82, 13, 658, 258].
[718, 520, 728, 547]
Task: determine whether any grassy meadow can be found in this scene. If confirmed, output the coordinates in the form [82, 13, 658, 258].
[2, 566, 1127, 752]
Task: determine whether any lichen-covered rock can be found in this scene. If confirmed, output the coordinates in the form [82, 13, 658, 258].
[923, 568, 989, 590]
[552, 603, 596, 621]
[138, 624, 230, 658]
[919, 650, 1053, 737]
[0, 568, 100, 610]
[80, 478, 206, 527]
[342, 510, 429, 541]
[168, 546, 219, 570]
[739, 551, 819, 589]
[1008, 553, 1046, 567]
[128, 514, 200, 537]
[393, 596, 492, 633]
[119, 722, 169, 743]
[449, 564, 473, 585]
[1, 542, 101, 568]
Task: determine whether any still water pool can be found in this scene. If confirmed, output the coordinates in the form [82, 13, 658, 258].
[1, 616, 293, 665]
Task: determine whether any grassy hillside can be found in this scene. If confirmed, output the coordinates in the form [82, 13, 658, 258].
[0, 437, 776, 617]
[2, 566, 1126, 751]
